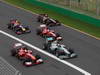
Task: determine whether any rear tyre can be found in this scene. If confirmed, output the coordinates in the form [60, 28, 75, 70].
[8, 24, 13, 29]
[36, 29, 42, 35]
[11, 49, 17, 56]
[56, 33, 60, 37]
[43, 43, 47, 50]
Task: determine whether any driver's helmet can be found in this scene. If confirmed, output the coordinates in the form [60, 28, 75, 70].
[15, 20, 20, 24]
[56, 37, 62, 40]
[40, 24, 46, 28]
[57, 44, 61, 47]
[45, 14, 48, 17]
[16, 20, 18, 23]
[27, 50, 32, 54]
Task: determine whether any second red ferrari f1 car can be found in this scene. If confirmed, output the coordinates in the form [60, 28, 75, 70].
[36, 25, 62, 39]
[11, 43, 43, 66]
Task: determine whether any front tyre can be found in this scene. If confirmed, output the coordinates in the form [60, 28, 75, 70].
[36, 29, 42, 35]
[23, 59, 33, 67]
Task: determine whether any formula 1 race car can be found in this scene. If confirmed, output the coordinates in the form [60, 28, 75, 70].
[45, 18, 61, 27]
[37, 14, 61, 27]
[36, 25, 61, 39]
[37, 14, 48, 23]
[43, 40, 77, 59]
[7, 19, 31, 35]
[11, 43, 43, 66]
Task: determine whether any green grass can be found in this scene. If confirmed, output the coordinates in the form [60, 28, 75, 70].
[4, 0, 100, 38]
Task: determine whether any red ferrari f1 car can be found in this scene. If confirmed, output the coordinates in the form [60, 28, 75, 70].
[11, 43, 43, 66]
[36, 25, 62, 39]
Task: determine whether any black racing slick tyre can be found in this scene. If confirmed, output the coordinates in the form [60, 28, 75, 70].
[37, 17, 41, 22]
[11, 49, 17, 56]
[43, 43, 47, 50]
[68, 48, 74, 54]
[8, 24, 13, 30]
[36, 29, 42, 35]
[56, 33, 60, 37]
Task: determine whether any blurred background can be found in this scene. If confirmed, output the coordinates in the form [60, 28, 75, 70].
[38, 0, 100, 18]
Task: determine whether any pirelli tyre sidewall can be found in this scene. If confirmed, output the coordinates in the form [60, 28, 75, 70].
[8, 23, 14, 29]
[37, 15, 44, 23]
[23, 58, 33, 67]
[11, 49, 17, 56]
[36, 28, 42, 35]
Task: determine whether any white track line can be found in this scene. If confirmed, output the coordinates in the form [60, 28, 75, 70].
[1, 0, 100, 40]
[0, 30, 91, 75]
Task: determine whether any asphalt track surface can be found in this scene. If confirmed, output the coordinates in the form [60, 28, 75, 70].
[0, 1, 100, 75]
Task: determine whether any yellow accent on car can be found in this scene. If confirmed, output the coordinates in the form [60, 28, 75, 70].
[22, 28, 26, 31]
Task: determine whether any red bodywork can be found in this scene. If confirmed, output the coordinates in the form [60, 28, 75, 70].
[18, 48, 36, 60]
[17, 48, 42, 65]
[41, 28, 56, 37]
[10, 20, 20, 25]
